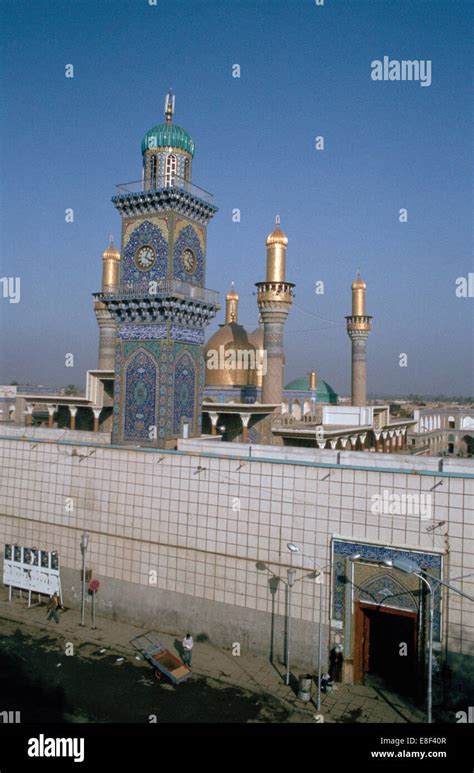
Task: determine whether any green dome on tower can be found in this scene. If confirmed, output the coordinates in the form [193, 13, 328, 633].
[141, 123, 195, 157]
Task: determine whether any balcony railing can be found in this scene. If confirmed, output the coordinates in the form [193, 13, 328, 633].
[97, 278, 219, 306]
[114, 175, 214, 205]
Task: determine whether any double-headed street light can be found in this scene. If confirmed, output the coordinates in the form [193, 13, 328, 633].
[287, 543, 327, 711]
[349, 553, 474, 724]
[349, 553, 433, 721]
[382, 557, 434, 724]
[285, 569, 296, 686]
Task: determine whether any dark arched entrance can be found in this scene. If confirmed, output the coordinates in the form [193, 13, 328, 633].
[354, 602, 418, 695]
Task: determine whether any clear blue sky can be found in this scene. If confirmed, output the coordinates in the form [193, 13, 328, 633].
[0, 0, 472, 396]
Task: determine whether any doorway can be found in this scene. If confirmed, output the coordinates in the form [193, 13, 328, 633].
[354, 602, 418, 694]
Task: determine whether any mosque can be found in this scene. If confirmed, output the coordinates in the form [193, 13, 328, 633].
[5, 93, 413, 452]
[2, 94, 472, 705]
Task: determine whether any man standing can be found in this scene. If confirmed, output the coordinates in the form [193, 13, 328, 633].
[182, 633, 193, 667]
[46, 593, 60, 624]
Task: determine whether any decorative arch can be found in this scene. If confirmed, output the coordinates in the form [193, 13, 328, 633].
[291, 399, 302, 420]
[123, 348, 158, 441]
[184, 157, 191, 182]
[357, 572, 418, 613]
[173, 224, 204, 285]
[150, 154, 158, 187]
[122, 220, 168, 284]
[173, 352, 197, 435]
[165, 153, 177, 186]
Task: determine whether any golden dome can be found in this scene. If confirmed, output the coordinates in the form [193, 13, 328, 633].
[102, 235, 120, 261]
[266, 215, 288, 247]
[205, 323, 257, 388]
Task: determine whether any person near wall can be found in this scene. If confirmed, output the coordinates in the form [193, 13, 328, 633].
[329, 644, 344, 682]
[46, 593, 61, 624]
[182, 633, 193, 666]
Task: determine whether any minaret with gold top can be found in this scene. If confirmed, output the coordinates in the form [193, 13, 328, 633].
[94, 91, 219, 447]
[256, 217, 294, 406]
[225, 282, 239, 324]
[346, 273, 372, 406]
[94, 235, 121, 370]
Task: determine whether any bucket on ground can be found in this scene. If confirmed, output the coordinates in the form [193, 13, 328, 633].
[298, 673, 313, 702]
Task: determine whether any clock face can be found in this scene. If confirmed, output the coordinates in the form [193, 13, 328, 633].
[135, 245, 156, 271]
[182, 248, 196, 274]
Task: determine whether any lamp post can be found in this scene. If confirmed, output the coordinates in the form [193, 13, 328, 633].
[285, 568, 296, 686]
[80, 532, 89, 627]
[287, 543, 327, 711]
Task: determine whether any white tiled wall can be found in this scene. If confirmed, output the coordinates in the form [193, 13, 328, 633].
[0, 436, 473, 655]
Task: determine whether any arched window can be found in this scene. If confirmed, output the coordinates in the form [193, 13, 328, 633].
[184, 158, 190, 182]
[150, 155, 158, 188]
[165, 154, 177, 187]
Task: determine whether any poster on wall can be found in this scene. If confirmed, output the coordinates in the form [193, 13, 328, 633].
[3, 544, 61, 596]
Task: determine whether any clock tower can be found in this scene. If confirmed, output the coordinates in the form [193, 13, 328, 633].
[94, 92, 219, 447]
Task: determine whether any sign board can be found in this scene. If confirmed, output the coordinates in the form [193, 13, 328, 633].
[3, 544, 60, 596]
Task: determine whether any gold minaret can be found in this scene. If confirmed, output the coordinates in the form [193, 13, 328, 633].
[225, 282, 239, 324]
[94, 236, 121, 370]
[346, 273, 372, 406]
[256, 216, 294, 405]
[101, 235, 120, 292]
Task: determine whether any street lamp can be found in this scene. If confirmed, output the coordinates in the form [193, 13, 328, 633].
[285, 568, 296, 686]
[80, 532, 89, 627]
[383, 557, 434, 724]
[287, 543, 326, 711]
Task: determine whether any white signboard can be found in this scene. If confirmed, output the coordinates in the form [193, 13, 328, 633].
[3, 544, 60, 596]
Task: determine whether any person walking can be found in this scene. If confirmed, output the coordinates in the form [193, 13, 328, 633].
[46, 593, 61, 624]
[182, 633, 193, 667]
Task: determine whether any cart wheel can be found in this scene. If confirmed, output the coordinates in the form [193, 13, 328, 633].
[154, 670, 162, 681]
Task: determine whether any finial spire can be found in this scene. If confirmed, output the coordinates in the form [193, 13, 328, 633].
[275, 214, 280, 227]
[164, 89, 175, 124]
[225, 282, 239, 324]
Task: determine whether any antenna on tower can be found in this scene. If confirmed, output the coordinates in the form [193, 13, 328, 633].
[164, 89, 175, 124]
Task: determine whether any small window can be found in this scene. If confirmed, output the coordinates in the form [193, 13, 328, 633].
[150, 155, 158, 188]
[165, 154, 177, 186]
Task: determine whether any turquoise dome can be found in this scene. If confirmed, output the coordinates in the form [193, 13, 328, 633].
[141, 123, 195, 157]
[284, 376, 338, 404]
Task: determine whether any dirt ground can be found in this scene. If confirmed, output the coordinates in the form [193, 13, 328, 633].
[0, 619, 290, 723]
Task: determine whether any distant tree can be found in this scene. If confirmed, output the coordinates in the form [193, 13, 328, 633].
[9, 381, 19, 386]
[64, 384, 80, 396]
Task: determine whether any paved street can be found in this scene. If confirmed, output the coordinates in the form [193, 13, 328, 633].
[0, 588, 426, 724]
